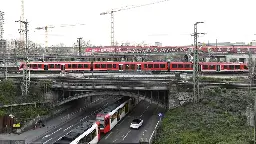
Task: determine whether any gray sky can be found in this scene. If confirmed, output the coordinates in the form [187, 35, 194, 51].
[1, 0, 256, 46]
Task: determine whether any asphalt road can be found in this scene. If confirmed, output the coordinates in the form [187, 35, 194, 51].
[31, 96, 120, 144]
[99, 100, 164, 144]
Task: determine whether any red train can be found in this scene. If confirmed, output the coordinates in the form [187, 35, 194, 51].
[19, 61, 249, 73]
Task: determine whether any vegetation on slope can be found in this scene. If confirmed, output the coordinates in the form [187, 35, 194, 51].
[0, 79, 52, 123]
[154, 87, 254, 144]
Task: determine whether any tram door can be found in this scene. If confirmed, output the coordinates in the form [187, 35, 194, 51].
[61, 64, 65, 71]
[137, 64, 141, 71]
[216, 65, 220, 72]
[119, 64, 123, 71]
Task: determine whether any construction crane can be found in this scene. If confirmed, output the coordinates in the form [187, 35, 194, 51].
[100, 0, 170, 47]
[35, 23, 86, 61]
[20, 0, 25, 52]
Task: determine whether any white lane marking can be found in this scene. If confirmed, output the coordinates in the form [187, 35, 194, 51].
[64, 125, 73, 131]
[43, 134, 50, 139]
[122, 130, 131, 140]
[57, 136, 62, 141]
[42, 137, 52, 144]
[105, 131, 113, 139]
[113, 139, 118, 142]
[49, 128, 62, 136]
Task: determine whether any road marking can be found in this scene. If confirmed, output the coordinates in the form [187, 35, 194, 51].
[122, 130, 131, 140]
[105, 131, 113, 139]
[113, 139, 118, 142]
[49, 128, 62, 136]
[57, 136, 62, 141]
[43, 134, 50, 139]
[64, 125, 73, 131]
[147, 105, 149, 109]
[42, 137, 52, 144]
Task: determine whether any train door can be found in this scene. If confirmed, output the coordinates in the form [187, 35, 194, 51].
[61, 64, 65, 71]
[44, 64, 48, 70]
[117, 109, 121, 121]
[119, 64, 123, 71]
[167, 62, 170, 72]
[216, 65, 220, 72]
[137, 64, 141, 71]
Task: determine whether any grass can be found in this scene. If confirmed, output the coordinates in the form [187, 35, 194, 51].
[153, 87, 254, 144]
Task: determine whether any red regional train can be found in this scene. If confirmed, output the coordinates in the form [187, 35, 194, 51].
[19, 61, 249, 73]
[96, 96, 136, 134]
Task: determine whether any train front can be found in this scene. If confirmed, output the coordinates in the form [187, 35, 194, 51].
[96, 113, 110, 134]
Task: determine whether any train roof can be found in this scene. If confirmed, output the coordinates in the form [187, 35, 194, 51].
[97, 96, 130, 116]
[54, 120, 96, 144]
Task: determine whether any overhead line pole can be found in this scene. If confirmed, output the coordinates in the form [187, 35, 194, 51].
[77, 37, 82, 57]
[191, 22, 205, 102]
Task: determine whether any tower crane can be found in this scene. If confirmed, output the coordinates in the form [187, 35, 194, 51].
[35, 23, 86, 61]
[100, 0, 170, 47]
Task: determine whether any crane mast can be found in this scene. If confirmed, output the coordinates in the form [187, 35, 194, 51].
[20, 0, 25, 54]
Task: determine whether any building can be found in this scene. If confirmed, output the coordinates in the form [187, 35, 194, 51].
[0, 39, 6, 54]
[155, 42, 162, 47]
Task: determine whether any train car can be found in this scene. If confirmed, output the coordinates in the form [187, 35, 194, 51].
[18, 61, 249, 73]
[54, 120, 100, 144]
[96, 96, 136, 134]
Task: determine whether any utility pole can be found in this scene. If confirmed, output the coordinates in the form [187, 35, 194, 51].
[77, 37, 82, 57]
[15, 19, 30, 96]
[0, 11, 7, 80]
[191, 22, 205, 102]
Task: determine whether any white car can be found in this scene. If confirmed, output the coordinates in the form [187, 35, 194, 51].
[130, 119, 143, 129]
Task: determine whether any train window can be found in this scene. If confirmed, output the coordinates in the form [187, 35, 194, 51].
[229, 65, 234, 69]
[95, 64, 100, 68]
[49, 64, 54, 68]
[131, 64, 135, 70]
[244, 65, 248, 69]
[210, 65, 215, 69]
[148, 64, 153, 68]
[105, 118, 109, 126]
[84, 64, 89, 68]
[32, 64, 37, 68]
[107, 64, 112, 68]
[160, 64, 165, 68]
[38, 64, 42, 68]
[85, 133, 92, 142]
[56, 64, 60, 68]
[184, 64, 190, 68]
[178, 64, 183, 68]
[101, 64, 106, 68]
[203, 65, 208, 69]
[235, 65, 240, 69]
[125, 64, 129, 69]
[97, 58, 100, 61]
[68, 64, 71, 68]
[78, 64, 83, 68]
[224, 65, 228, 69]
[113, 64, 117, 68]
[154, 64, 159, 68]
[72, 64, 77, 68]
[144, 64, 148, 68]
[172, 64, 177, 68]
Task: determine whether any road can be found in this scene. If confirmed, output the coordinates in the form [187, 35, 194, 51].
[31, 96, 120, 144]
[99, 100, 164, 144]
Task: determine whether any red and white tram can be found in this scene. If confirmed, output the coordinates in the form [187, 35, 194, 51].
[54, 120, 100, 144]
[19, 61, 249, 73]
[96, 96, 136, 134]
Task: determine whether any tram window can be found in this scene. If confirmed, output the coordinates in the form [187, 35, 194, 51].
[148, 64, 153, 68]
[56, 64, 60, 68]
[92, 129, 97, 138]
[84, 64, 89, 68]
[229, 65, 234, 69]
[178, 64, 183, 68]
[144, 64, 148, 68]
[95, 64, 100, 68]
[86, 133, 92, 142]
[107, 64, 112, 68]
[244, 65, 248, 69]
[131, 64, 135, 70]
[172, 64, 177, 68]
[154, 64, 159, 68]
[235, 65, 240, 69]
[105, 118, 109, 126]
[38, 64, 42, 68]
[185, 64, 190, 68]
[224, 65, 228, 69]
[113, 64, 116, 68]
[49, 64, 54, 68]
[32, 64, 37, 68]
[210, 65, 215, 69]
[78, 64, 83, 68]
[160, 64, 165, 68]
[68, 64, 71, 68]
[72, 64, 77, 68]
[101, 64, 106, 68]
[203, 65, 208, 69]
[97, 58, 100, 61]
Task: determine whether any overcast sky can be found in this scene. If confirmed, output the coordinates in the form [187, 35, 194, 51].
[1, 0, 256, 46]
